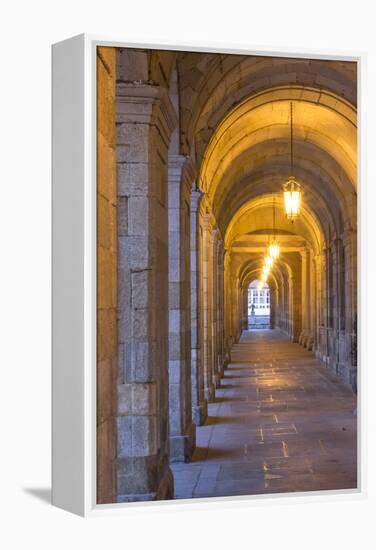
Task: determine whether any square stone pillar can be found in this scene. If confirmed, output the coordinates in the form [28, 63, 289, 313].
[293, 253, 302, 342]
[216, 241, 226, 370]
[314, 249, 329, 365]
[313, 252, 323, 357]
[270, 285, 277, 329]
[168, 155, 196, 460]
[202, 214, 215, 402]
[299, 246, 313, 348]
[328, 237, 342, 373]
[116, 71, 177, 501]
[286, 252, 302, 342]
[241, 285, 248, 331]
[190, 190, 208, 425]
[223, 250, 233, 358]
[308, 252, 316, 350]
[298, 248, 307, 345]
[97, 46, 117, 505]
[343, 228, 357, 390]
[210, 228, 221, 389]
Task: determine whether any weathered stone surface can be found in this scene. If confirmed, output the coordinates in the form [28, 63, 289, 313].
[115, 47, 177, 503]
[172, 330, 357, 499]
[97, 48, 357, 504]
[97, 46, 117, 505]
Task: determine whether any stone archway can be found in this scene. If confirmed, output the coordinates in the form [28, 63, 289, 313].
[247, 280, 270, 329]
[96, 47, 357, 504]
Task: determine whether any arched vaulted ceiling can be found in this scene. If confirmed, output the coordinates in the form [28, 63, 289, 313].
[198, 87, 356, 238]
[176, 54, 357, 159]
[225, 194, 323, 254]
[150, 49, 357, 288]
[240, 260, 292, 290]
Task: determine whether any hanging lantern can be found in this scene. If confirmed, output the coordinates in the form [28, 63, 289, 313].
[283, 176, 301, 220]
[283, 103, 302, 222]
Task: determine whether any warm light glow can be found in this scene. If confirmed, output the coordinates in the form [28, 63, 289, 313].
[261, 273, 268, 282]
[262, 265, 270, 277]
[269, 242, 280, 260]
[264, 256, 273, 269]
[283, 176, 301, 221]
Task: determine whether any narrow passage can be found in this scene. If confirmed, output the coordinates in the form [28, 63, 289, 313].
[172, 330, 357, 498]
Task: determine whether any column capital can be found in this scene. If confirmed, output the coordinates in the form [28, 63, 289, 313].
[190, 188, 204, 211]
[116, 82, 178, 145]
[202, 211, 217, 233]
[168, 154, 196, 195]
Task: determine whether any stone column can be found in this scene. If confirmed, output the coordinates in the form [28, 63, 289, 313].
[210, 228, 221, 389]
[202, 214, 215, 402]
[285, 278, 290, 335]
[317, 248, 329, 366]
[242, 285, 248, 330]
[229, 264, 241, 343]
[116, 67, 177, 502]
[299, 248, 308, 345]
[97, 47, 117, 505]
[288, 275, 294, 339]
[299, 247, 313, 348]
[168, 155, 195, 461]
[278, 280, 285, 332]
[190, 190, 207, 425]
[314, 252, 323, 362]
[329, 238, 341, 373]
[293, 253, 302, 342]
[308, 252, 316, 350]
[216, 241, 225, 373]
[343, 228, 357, 389]
[223, 250, 232, 359]
[269, 284, 276, 329]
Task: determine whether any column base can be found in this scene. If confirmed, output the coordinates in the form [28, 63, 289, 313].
[306, 336, 315, 350]
[192, 401, 208, 426]
[205, 383, 215, 403]
[169, 422, 196, 463]
[117, 455, 173, 503]
[213, 372, 222, 389]
[337, 362, 357, 391]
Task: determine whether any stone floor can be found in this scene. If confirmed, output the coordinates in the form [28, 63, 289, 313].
[172, 329, 357, 499]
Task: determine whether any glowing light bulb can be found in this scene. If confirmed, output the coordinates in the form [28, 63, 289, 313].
[283, 176, 301, 221]
[269, 242, 280, 260]
[264, 256, 273, 269]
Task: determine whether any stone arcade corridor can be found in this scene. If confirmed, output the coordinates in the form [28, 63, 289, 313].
[172, 330, 357, 498]
[96, 47, 358, 504]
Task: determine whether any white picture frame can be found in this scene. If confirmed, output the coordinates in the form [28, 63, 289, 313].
[52, 33, 366, 517]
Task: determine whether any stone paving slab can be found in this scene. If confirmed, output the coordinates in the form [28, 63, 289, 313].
[171, 329, 357, 500]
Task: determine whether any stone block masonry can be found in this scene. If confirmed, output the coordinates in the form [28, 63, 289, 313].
[97, 46, 117, 505]
[115, 48, 178, 502]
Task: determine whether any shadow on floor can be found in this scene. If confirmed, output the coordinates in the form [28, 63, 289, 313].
[214, 396, 241, 403]
[205, 415, 246, 425]
[23, 488, 51, 504]
[192, 447, 232, 461]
